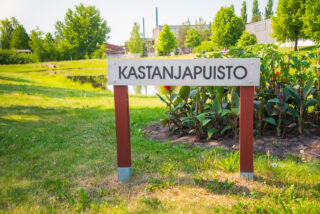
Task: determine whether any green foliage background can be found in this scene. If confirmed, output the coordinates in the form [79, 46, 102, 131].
[211, 7, 244, 49]
[155, 24, 177, 56]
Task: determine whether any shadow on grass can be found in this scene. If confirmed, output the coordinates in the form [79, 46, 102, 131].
[0, 101, 167, 206]
[0, 76, 34, 84]
[0, 83, 113, 98]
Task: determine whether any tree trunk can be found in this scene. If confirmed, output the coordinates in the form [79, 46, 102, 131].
[294, 38, 298, 51]
[299, 103, 304, 135]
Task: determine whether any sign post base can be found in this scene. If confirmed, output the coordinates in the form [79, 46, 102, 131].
[240, 172, 253, 180]
[114, 86, 132, 182]
[118, 167, 132, 182]
[239, 86, 254, 180]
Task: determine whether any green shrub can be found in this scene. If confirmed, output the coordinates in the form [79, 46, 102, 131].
[157, 44, 320, 139]
[236, 31, 257, 47]
[92, 44, 106, 59]
[193, 41, 215, 53]
[0, 49, 36, 64]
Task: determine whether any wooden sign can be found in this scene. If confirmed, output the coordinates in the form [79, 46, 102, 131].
[108, 59, 260, 86]
[108, 58, 260, 182]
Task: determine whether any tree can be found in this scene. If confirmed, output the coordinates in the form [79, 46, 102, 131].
[43, 33, 57, 61]
[29, 29, 45, 61]
[0, 18, 14, 49]
[9, 17, 19, 29]
[201, 28, 211, 41]
[251, 0, 262, 23]
[241, 1, 248, 24]
[177, 20, 191, 53]
[195, 17, 206, 34]
[140, 41, 148, 57]
[63, 3, 110, 59]
[155, 24, 177, 55]
[230, 4, 235, 13]
[54, 21, 64, 43]
[93, 44, 106, 59]
[29, 30, 57, 62]
[265, 0, 273, 19]
[303, 0, 320, 45]
[56, 40, 74, 60]
[127, 22, 144, 54]
[185, 28, 201, 49]
[237, 31, 257, 47]
[10, 25, 29, 49]
[211, 7, 244, 49]
[272, 0, 305, 51]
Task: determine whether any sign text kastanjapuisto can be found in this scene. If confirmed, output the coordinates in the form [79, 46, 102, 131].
[107, 59, 260, 86]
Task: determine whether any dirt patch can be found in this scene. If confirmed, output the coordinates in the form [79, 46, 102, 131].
[143, 122, 320, 160]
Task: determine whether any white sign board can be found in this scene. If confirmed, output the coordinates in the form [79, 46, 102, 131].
[107, 58, 260, 86]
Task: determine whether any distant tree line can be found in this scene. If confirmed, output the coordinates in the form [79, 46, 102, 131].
[0, 3, 110, 64]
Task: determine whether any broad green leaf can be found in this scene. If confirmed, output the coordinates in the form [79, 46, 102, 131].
[221, 125, 231, 135]
[189, 88, 197, 98]
[304, 99, 317, 108]
[268, 98, 280, 103]
[172, 102, 186, 111]
[231, 108, 240, 116]
[171, 93, 180, 102]
[220, 109, 232, 117]
[156, 93, 169, 106]
[179, 86, 190, 100]
[196, 113, 206, 125]
[231, 89, 240, 108]
[207, 128, 216, 140]
[287, 107, 299, 118]
[285, 85, 300, 105]
[212, 98, 221, 113]
[215, 86, 224, 102]
[281, 103, 288, 113]
[302, 79, 314, 99]
[180, 117, 193, 122]
[263, 117, 276, 126]
[202, 119, 211, 127]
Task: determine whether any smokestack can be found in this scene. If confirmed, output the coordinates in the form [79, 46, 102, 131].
[143, 17, 145, 39]
[156, 7, 158, 27]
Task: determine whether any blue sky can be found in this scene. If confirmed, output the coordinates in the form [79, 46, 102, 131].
[0, 0, 278, 45]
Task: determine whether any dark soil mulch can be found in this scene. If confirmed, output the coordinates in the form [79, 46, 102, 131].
[143, 122, 320, 160]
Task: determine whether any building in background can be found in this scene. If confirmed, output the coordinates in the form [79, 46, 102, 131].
[246, 19, 315, 47]
[106, 44, 125, 58]
[245, 19, 276, 44]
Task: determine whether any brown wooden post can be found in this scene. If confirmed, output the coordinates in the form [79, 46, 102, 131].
[239, 86, 254, 179]
[114, 86, 132, 182]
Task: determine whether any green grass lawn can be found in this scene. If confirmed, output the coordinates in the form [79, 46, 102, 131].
[277, 45, 319, 56]
[0, 59, 319, 213]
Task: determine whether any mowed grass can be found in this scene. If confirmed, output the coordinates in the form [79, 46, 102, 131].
[0, 59, 319, 213]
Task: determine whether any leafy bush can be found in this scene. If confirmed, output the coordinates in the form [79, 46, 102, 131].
[193, 41, 215, 53]
[0, 49, 36, 64]
[237, 31, 257, 47]
[157, 44, 320, 139]
[92, 44, 106, 59]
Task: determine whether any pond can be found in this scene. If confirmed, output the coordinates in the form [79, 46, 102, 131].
[67, 75, 157, 95]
